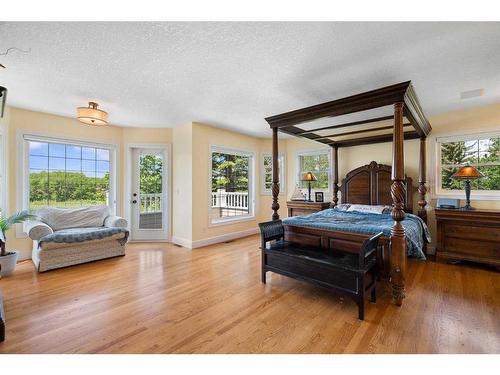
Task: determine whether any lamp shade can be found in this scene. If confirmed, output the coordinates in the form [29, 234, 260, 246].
[77, 102, 108, 126]
[302, 172, 317, 182]
[452, 165, 483, 180]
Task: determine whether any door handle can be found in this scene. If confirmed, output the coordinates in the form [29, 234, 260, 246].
[132, 200, 137, 204]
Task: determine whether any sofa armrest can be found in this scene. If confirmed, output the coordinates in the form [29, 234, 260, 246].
[26, 221, 54, 241]
[104, 215, 128, 228]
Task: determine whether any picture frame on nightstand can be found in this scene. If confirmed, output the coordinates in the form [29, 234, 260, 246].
[315, 192, 324, 202]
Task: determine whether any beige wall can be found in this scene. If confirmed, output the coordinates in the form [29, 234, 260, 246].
[2, 103, 499, 260]
[172, 123, 193, 242]
[191, 122, 262, 242]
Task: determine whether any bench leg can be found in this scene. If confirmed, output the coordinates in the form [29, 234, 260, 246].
[370, 271, 377, 303]
[0, 320, 4, 342]
[357, 274, 365, 320]
[261, 252, 267, 284]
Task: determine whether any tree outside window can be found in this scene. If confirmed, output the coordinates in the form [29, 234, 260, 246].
[440, 136, 500, 191]
[211, 149, 253, 222]
[298, 152, 329, 190]
[28, 140, 111, 209]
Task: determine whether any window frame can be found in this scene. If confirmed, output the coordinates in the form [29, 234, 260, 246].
[17, 133, 118, 237]
[296, 149, 331, 198]
[260, 152, 285, 195]
[434, 131, 500, 199]
[0, 129, 6, 217]
[208, 145, 256, 226]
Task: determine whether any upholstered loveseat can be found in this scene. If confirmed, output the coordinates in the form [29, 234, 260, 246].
[26, 206, 129, 272]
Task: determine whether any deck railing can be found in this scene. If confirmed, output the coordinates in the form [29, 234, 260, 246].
[211, 190, 249, 210]
[140, 193, 162, 213]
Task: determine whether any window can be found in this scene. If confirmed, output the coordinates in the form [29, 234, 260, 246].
[24, 136, 115, 211]
[297, 151, 330, 192]
[210, 146, 255, 224]
[261, 153, 285, 194]
[438, 133, 500, 194]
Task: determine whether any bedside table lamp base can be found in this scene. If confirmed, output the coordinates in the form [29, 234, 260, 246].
[462, 180, 474, 210]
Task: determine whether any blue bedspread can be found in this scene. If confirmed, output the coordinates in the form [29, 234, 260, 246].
[282, 208, 431, 259]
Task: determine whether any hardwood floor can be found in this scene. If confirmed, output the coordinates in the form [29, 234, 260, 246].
[0, 235, 499, 354]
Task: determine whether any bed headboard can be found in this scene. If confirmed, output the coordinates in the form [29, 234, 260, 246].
[340, 161, 414, 213]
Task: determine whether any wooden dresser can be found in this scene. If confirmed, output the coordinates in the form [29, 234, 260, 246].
[287, 201, 331, 217]
[435, 208, 500, 268]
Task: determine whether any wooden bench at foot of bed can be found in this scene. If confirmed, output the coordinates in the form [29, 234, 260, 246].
[259, 220, 382, 320]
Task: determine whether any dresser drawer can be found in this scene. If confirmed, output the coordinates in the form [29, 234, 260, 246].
[290, 208, 315, 217]
[444, 224, 500, 242]
[443, 237, 500, 259]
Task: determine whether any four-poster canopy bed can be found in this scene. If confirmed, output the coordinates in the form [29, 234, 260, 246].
[264, 81, 432, 306]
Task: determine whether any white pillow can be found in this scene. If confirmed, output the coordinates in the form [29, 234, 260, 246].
[334, 203, 351, 211]
[347, 204, 390, 215]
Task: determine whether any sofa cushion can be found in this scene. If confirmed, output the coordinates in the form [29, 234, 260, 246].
[39, 227, 129, 247]
[37, 206, 110, 231]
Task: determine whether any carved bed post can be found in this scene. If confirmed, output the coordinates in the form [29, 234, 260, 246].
[418, 137, 428, 223]
[332, 145, 339, 207]
[390, 102, 407, 306]
[271, 127, 280, 221]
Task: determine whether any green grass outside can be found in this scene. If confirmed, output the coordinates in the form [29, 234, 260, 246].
[29, 200, 107, 211]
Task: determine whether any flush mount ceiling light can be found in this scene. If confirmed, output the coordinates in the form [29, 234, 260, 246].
[77, 101, 108, 126]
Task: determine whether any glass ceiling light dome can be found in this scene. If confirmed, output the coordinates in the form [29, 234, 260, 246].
[77, 101, 108, 126]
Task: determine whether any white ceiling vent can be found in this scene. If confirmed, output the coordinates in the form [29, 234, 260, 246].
[460, 88, 484, 100]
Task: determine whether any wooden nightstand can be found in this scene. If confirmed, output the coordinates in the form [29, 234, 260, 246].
[286, 201, 331, 217]
[435, 208, 500, 268]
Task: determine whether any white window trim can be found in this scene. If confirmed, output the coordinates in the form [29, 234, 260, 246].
[295, 148, 332, 198]
[16, 132, 119, 237]
[208, 144, 256, 227]
[432, 130, 500, 200]
[260, 152, 285, 195]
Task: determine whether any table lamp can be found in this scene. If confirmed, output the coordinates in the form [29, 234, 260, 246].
[452, 165, 483, 210]
[302, 172, 317, 202]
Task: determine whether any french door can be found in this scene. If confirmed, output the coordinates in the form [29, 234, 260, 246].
[130, 147, 168, 240]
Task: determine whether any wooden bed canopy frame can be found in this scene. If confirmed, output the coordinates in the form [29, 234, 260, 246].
[264, 81, 432, 307]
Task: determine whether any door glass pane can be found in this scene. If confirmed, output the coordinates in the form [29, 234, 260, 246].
[139, 153, 163, 229]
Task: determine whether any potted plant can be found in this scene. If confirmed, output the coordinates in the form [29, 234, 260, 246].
[0, 211, 35, 277]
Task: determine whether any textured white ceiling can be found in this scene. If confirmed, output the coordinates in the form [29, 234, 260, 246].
[1, 22, 499, 137]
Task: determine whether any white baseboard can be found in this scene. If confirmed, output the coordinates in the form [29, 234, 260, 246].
[171, 236, 194, 249]
[172, 227, 259, 249]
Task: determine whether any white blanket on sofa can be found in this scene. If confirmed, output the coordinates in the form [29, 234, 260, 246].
[37, 205, 110, 231]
